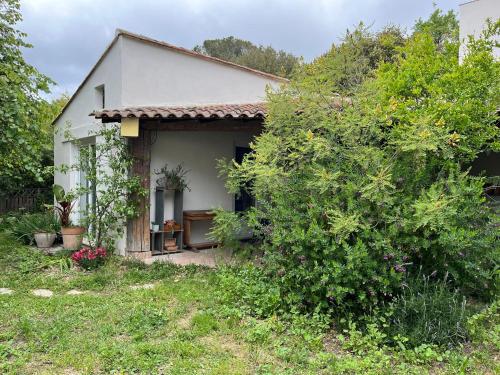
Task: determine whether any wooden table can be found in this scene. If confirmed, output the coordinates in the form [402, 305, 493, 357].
[183, 210, 218, 250]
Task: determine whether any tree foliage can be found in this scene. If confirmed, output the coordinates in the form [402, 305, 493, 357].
[194, 36, 300, 78]
[63, 123, 148, 251]
[297, 24, 405, 96]
[0, 0, 53, 193]
[217, 13, 499, 316]
[414, 8, 459, 47]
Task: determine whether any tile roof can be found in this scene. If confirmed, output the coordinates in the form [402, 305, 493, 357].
[94, 103, 267, 121]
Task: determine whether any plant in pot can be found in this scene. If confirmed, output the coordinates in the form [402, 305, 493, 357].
[32, 212, 61, 249]
[155, 163, 191, 192]
[6, 212, 60, 248]
[52, 184, 85, 250]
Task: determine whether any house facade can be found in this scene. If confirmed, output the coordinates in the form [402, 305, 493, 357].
[53, 30, 286, 256]
[459, 0, 500, 192]
[459, 0, 500, 61]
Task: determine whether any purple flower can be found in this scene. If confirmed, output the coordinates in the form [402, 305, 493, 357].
[394, 264, 406, 273]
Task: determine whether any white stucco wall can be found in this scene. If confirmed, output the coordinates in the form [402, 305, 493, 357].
[53, 38, 127, 251]
[54, 38, 123, 195]
[459, 0, 500, 60]
[120, 36, 282, 106]
[150, 128, 256, 243]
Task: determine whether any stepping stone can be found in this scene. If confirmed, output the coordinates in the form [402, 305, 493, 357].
[66, 290, 84, 295]
[32, 289, 53, 298]
[130, 283, 155, 290]
[0, 288, 13, 295]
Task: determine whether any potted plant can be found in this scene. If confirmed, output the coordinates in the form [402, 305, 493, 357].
[52, 184, 86, 250]
[6, 212, 59, 248]
[32, 212, 60, 248]
[154, 163, 191, 191]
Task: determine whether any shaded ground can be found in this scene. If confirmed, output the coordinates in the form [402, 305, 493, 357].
[0, 233, 498, 374]
[145, 247, 234, 267]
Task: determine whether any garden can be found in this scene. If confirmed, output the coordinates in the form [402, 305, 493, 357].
[0, 231, 498, 374]
[0, 2, 499, 374]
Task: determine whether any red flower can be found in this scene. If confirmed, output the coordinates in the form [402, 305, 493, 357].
[71, 246, 108, 270]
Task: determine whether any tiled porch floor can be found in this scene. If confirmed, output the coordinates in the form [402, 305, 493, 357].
[143, 248, 234, 267]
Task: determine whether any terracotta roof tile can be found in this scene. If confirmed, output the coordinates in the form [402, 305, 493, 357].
[94, 102, 267, 121]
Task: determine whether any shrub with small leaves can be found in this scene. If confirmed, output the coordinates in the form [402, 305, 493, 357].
[216, 17, 499, 317]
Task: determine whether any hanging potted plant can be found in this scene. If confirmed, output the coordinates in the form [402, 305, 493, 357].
[52, 184, 86, 250]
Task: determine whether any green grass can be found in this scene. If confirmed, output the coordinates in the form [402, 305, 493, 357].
[0, 232, 498, 374]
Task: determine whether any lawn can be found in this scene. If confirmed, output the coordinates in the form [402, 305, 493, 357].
[0, 233, 498, 374]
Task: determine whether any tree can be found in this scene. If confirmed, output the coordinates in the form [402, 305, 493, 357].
[62, 123, 148, 251]
[414, 8, 459, 47]
[35, 94, 70, 187]
[296, 24, 405, 97]
[194, 36, 300, 78]
[216, 15, 499, 316]
[0, 0, 53, 193]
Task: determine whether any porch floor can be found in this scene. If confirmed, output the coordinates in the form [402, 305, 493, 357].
[143, 248, 234, 267]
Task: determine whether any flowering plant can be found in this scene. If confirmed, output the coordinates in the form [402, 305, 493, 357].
[71, 247, 107, 270]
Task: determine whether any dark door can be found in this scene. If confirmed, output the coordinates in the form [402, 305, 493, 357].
[234, 147, 254, 212]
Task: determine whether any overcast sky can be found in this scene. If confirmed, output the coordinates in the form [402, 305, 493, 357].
[19, 0, 460, 98]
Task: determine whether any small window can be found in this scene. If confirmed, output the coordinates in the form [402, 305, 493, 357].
[95, 84, 105, 109]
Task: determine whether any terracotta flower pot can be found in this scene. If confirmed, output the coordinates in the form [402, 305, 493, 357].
[34, 232, 56, 248]
[61, 226, 86, 250]
[164, 238, 176, 248]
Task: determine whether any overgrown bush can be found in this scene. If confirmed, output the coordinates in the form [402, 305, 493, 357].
[216, 16, 499, 318]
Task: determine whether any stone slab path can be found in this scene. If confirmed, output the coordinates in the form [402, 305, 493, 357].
[0, 284, 159, 298]
[32, 289, 54, 297]
[130, 283, 156, 290]
[66, 290, 84, 295]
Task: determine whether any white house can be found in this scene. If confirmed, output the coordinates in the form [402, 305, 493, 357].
[459, 0, 500, 191]
[53, 29, 286, 257]
[459, 0, 500, 60]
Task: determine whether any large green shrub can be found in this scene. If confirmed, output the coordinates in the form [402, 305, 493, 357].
[217, 21, 499, 316]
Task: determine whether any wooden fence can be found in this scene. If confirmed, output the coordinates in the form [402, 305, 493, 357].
[0, 188, 51, 214]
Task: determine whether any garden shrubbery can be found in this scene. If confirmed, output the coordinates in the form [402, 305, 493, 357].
[0, 211, 60, 245]
[214, 11, 499, 348]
